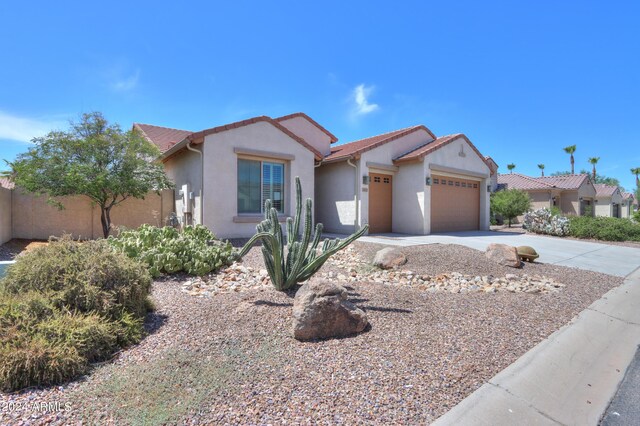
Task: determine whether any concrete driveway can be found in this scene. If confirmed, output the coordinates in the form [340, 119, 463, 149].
[351, 231, 640, 277]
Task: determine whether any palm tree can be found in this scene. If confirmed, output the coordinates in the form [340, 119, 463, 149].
[588, 157, 600, 180]
[632, 167, 640, 188]
[563, 145, 577, 174]
[537, 164, 545, 177]
[507, 163, 516, 174]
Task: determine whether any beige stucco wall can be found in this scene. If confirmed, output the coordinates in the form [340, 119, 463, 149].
[277, 116, 333, 157]
[11, 188, 174, 240]
[621, 198, 634, 219]
[393, 161, 425, 234]
[164, 145, 203, 226]
[201, 121, 316, 238]
[595, 190, 624, 217]
[423, 136, 492, 233]
[314, 161, 358, 234]
[561, 192, 580, 216]
[0, 187, 11, 245]
[529, 191, 553, 211]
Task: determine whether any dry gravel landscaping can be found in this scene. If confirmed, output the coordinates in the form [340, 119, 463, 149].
[0, 241, 623, 425]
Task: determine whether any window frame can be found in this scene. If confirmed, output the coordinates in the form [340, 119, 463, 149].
[237, 158, 286, 215]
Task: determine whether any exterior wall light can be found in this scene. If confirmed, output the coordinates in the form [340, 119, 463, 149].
[487, 185, 492, 193]
[425, 176, 431, 186]
[362, 175, 370, 185]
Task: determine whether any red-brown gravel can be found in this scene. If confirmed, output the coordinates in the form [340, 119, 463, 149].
[0, 242, 623, 425]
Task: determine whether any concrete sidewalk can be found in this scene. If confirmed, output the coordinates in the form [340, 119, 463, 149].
[431, 267, 640, 426]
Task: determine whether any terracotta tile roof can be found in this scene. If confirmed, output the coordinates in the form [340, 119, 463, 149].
[622, 192, 635, 200]
[594, 184, 619, 197]
[0, 177, 14, 189]
[498, 173, 556, 190]
[535, 174, 591, 190]
[185, 116, 322, 160]
[498, 173, 591, 191]
[325, 125, 435, 162]
[134, 123, 193, 153]
[275, 112, 338, 143]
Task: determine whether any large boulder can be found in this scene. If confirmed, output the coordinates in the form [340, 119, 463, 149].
[485, 243, 522, 268]
[292, 280, 368, 341]
[373, 247, 407, 269]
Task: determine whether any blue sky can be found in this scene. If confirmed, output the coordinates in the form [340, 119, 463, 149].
[1, 1, 639, 190]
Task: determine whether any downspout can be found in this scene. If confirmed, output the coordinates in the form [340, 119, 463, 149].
[347, 157, 359, 232]
[314, 159, 323, 168]
[186, 142, 204, 225]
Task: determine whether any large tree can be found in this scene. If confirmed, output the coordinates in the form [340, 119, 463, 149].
[537, 163, 545, 177]
[632, 167, 640, 188]
[8, 112, 173, 237]
[563, 145, 577, 174]
[491, 189, 531, 227]
[507, 163, 516, 174]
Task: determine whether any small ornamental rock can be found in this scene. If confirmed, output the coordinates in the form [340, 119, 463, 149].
[373, 247, 407, 269]
[292, 280, 368, 341]
[485, 243, 522, 268]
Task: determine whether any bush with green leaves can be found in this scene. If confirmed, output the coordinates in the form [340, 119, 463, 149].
[523, 208, 570, 236]
[108, 224, 235, 277]
[568, 216, 640, 242]
[490, 189, 531, 227]
[0, 237, 152, 391]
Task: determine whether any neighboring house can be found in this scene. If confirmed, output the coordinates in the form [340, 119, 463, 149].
[136, 113, 335, 238]
[315, 127, 492, 235]
[594, 184, 624, 218]
[621, 192, 636, 218]
[497, 173, 597, 216]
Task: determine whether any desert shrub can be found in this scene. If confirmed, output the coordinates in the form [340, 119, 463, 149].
[490, 189, 531, 227]
[0, 237, 152, 391]
[108, 224, 235, 277]
[523, 208, 570, 236]
[568, 216, 640, 241]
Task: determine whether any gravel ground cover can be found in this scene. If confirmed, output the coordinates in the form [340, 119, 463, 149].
[0, 242, 623, 425]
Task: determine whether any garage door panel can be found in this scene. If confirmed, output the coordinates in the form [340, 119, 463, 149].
[369, 173, 392, 233]
[431, 175, 480, 232]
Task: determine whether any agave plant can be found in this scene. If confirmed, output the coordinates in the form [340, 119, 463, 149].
[238, 177, 368, 291]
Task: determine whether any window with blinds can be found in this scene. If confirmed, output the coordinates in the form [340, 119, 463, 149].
[237, 159, 284, 214]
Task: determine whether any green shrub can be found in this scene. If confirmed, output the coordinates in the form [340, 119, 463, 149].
[0, 237, 153, 391]
[2, 237, 151, 318]
[568, 216, 640, 241]
[490, 189, 531, 227]
[108, 224, 235, 277]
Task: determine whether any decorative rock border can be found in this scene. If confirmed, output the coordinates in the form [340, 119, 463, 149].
[180, 245, 565, 297]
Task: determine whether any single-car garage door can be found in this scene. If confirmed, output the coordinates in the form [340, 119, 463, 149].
[369, 173, 392, 233]
[430, 174, 480, 232]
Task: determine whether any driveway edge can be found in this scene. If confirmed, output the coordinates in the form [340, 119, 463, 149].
[432, 267, 640, 426]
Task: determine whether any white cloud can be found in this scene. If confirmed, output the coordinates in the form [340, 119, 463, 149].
[0, 111, 68, 143]
[110, 69, 140, 92]
[352, 84, 379, 116]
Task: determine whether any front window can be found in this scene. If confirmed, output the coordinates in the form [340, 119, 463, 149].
[237, 159, 284, 214]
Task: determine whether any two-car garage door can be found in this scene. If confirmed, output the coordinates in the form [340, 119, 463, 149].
[430, 174, 480, 232]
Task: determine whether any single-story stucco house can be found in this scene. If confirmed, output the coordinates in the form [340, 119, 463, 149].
[136, 114, 494, 238]
[497, 173, 597, 216]
[594, 184, 624, 218]
[621, 192, 636, 218]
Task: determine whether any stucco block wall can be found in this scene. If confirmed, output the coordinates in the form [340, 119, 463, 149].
[423, 137, 491, 231]
[315, 161, 357, 234]
[11, 189, 174, 240]
[0, 188, 12, 245]
[595, 198, 612, 217]
[202, 121, 316, 238]
[277, 116, 332, 157]
[392, 162, 425, 234]
[164, 146, 203, 226]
